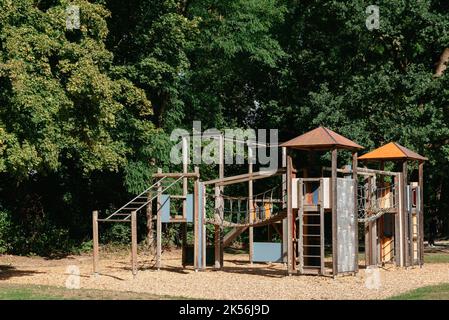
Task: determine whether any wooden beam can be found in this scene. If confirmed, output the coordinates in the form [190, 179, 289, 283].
[282, 147, 288, 263]
[320, 178, 325, 275]
[323, 166, 400, 176]
[131, 210, 138, 277]
[402, 161, 409, 267]
[331, 148, 338, 276]
[182, 136, 188, 267]
[394, 175, 402, 267]
[193, 176, 199, 270]
[214, 182, 221, 269]
[219, 135, 224, 267]
[156, 168, 162, 270]
[352, 152, 359, 273]
[203, 168, 286, 186]
[418, 161, 424, 266]
[298, 178, 304, 274]
[286, 154, 294, 274]
[92, 210, 99, 275]
[152, 172, 200, 178]
[248, 146, 254, 264]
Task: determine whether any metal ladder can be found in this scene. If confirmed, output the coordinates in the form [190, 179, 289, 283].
[98, 175, 184, 222]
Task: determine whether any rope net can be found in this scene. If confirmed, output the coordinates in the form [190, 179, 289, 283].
[358, 182, 397, 223]
[205, 181, 287, 227]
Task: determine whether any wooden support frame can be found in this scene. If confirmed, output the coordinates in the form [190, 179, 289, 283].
[352, 152, 359, 273]
[298, 178, 304, 274]
[286, 154, 294, 274]
[331, 148, 338, 276]
[248, 145, 254, 264]
[281, 147, 288, 263]
[402, 161, 409, 267]
[92, 210, 99, 275]
[203, 168, 286, 186]
[418, 161, 424, 266]
[394, 175, 402, 267]
[131, 210, 138, 277]
[156, 168, 162, 270]
[319, 178, 325, 275]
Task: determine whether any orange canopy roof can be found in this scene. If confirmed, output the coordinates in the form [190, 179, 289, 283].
[281, 126, 364, 151]
[358, 142, 427, 161]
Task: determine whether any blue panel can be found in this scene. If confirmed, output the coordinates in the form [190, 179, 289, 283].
[253, 242, 282, 263]
[312, 185, 319, 205]
[186, 194, 193, 223]
[160, 195, 170, 223]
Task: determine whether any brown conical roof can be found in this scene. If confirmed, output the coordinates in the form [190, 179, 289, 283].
[358, 142, 427, 161]
[281, 127, 364, 151]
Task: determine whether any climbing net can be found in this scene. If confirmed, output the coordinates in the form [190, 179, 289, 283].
[358, 182, 397, 223]
[205, 182, 287, 227]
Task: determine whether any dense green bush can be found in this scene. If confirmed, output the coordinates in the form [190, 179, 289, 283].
[0, 208, 74, 256]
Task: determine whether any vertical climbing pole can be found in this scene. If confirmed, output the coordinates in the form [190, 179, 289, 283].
[352, 152, 359, 273]
[248, 144, 254, 264]
[131, 210, 138, 277]
[92, 210, 99, 275]
[156, 168, 162, 270]
[418, 161, 424, 267]
[286, 154, 294, 275]
[331, 148, 338, 276]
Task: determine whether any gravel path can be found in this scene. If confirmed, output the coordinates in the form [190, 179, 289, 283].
[1, 250, 448, 299]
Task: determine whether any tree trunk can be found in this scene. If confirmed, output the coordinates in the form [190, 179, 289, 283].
[435, 48, 449, 77]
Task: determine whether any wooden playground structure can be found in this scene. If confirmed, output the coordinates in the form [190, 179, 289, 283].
[91, 127, 427, 277]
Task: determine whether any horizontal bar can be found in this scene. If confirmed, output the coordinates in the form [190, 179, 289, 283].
[203, 168, 286, 186]
[98, 219, 131, 222]
[153, 172, 199, 178]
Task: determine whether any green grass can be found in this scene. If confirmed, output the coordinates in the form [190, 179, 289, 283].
[388, 283, 449, 300]
[424, 252, 449, 264]
[0, 283, 184, 300]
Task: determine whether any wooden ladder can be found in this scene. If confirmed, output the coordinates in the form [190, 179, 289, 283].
[297, 178, 325, 275]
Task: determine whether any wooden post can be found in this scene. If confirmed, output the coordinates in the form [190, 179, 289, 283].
[281, 147, 288, 263]
[352, 152, 359, 273]
[219, 135, 224, 267]
[394, 175, 402, 267]
[92, 210, 99, 275]
[364, 175, 371, 267]
[193, 167, 204, 271]
[214, 134, 225, 268]
[214, 182, 221, 269]
[194, 176, 199, 271]
[182, 136, 188, 264]
[319, 178, 325, 275]
[402, 161, 409, 267]
[418, 161, 424, 266]
[286, 154, 294, 274]
[248, 145, 254, 264]
[131, 210, 138, 277]
[298, 178, 304, 274]
[331, 148, 338, 276]
[156, 167, 162, 270]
